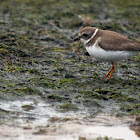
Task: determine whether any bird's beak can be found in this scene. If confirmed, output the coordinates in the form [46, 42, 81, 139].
[73, 36, 80, 42]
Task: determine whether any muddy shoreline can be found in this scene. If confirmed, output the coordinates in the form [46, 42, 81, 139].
[0, 0, 140, 139]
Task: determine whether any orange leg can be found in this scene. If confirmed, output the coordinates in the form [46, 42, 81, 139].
[102, 63, 115, 79]
[109, 63, 115, 79]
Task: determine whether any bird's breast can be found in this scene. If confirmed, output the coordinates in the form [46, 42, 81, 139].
[85, 43, 136, 62]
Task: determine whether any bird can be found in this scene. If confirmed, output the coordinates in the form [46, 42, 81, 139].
[74, 27, 140, 79]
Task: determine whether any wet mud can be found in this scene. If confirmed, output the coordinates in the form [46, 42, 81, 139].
[0, 0, 140, 139]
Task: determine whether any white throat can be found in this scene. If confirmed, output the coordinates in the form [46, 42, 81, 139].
[80, 28, 99, 45]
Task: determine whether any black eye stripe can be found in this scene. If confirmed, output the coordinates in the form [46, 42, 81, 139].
[82, 33, 88, 37]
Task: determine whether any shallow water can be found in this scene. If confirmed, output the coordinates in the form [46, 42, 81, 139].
[0, 0, 140, 140]
[0, 123, 139, 140]
[0, 97, 139, 140]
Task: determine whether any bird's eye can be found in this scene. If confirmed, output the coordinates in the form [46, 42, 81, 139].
[83, 33, 88, 37]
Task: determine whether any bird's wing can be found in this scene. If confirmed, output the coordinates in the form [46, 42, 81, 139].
[98, 31, 140, 51]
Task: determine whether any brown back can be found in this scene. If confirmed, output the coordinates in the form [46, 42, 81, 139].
[87, 29, 140, 51]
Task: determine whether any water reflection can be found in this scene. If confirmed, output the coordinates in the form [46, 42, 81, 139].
[0, 98, 140, 140]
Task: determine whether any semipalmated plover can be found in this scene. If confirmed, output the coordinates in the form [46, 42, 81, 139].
[74, 27, 140, 79]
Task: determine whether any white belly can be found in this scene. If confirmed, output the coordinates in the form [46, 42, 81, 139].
[86, 44, 136, 62]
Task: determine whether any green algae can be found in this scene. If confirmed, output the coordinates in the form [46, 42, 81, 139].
[47, 94, 69, 102]
[22, 104, 35, 111]
[59, 102, 78, 111]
